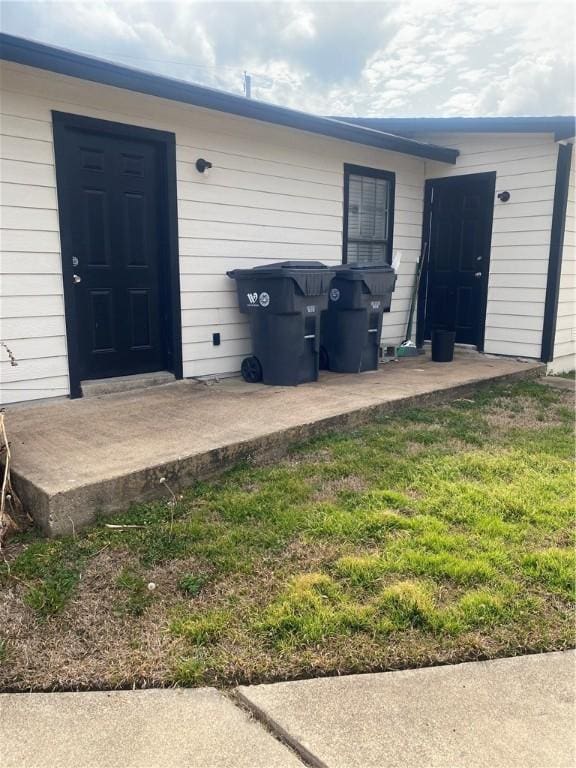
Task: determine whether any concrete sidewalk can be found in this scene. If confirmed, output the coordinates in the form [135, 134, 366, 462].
[1, 652, 573, 768]
[0, 688, 302, 768]
[239, 650, 576, 768]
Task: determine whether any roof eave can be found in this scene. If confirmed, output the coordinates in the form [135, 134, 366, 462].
[337, 116, 576, 143]
[0, 33, 458, 164]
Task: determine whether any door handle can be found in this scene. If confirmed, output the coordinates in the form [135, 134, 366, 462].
[73, 274, 82, 284]
[474, 272, 482, 278]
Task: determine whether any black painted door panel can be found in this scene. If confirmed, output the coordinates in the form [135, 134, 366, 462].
[424, 175, 493, 347]
[61, 129, 165, 380]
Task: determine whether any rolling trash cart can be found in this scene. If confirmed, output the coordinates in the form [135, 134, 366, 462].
[227, 261, 335, 386]
[320, 263, 397, 373]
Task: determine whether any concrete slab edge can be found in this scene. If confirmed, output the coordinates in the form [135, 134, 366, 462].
[9, 469, 51, 534]
[235, 689, 327, 768]
[540, 376, 575, 391]
[15, 364, 543, 536]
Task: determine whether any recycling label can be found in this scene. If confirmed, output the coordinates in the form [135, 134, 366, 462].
[246, 291, 270, 308]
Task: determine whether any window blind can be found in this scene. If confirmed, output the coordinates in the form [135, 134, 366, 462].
[346, 173, 392, 264]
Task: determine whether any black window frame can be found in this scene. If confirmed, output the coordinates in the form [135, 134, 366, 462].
[342, 163, 396, 265]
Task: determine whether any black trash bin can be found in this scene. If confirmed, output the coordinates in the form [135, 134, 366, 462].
[431, 329, 456, 362]
[227, 261, 335, 385]
[320, 263, 397, 373]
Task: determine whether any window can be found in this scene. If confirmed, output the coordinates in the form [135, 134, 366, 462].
[343, 164, 395, 264]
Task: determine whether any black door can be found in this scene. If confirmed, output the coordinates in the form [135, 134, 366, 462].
[421, 174, 495, 348]
[54, 117, 174, 383]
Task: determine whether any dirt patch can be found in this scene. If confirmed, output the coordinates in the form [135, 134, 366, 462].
[485, 393, 572, 431]
[0, 550, 183, 690]
[310, 474, 368, 502]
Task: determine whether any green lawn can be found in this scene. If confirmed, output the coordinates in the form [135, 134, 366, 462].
[0, 380, 574, 691]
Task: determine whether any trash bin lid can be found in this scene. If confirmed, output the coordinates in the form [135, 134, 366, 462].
[227, 261, 335, 296]
[335, 262, 395, 273]
[332, 262, 396, 295]
[333, 262, 395, 281]
[227, 261, 331, 278]
[252, 260, 330, 271]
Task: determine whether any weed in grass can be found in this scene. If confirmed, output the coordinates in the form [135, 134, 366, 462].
[24, 569, 79, 616]
[404, 427, 445, 446]
[382, 549, 497, 585]
[115, 568, 154, 616]
[376, 580, 436, 631]
[174, 655, 208, 684]
[170, 609, 231, 645]
[306, 503, 414, 543]
[556, 406, 575, 421]
[257, 573, 372, 649]
[133, 521, 213, 567]
[333, 555, 386, 588]
[178, 574, 208, 597]
[521, 549, 576, 601]
[6, 538, 90, 617]
[450, 589, 510, 631]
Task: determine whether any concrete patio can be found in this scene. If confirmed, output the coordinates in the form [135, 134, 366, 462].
[5, 350, 541, 536]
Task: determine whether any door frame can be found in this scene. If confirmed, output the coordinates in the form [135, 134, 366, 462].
[416, 171, 496, 351]
[52, 111, 182, 398]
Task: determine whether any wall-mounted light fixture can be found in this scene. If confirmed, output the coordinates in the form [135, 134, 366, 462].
[497, 191, 511, 202]
[195, 158, 213, 174]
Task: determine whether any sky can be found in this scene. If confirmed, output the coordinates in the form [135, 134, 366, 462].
[1, 0, 575, 117]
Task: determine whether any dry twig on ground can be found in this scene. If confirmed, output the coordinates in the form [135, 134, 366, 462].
[0, 412, 31, 548]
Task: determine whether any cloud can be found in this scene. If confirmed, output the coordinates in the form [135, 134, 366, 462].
[1, 0, 573, 116]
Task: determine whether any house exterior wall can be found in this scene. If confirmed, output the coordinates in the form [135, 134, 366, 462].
[0, 60, 426, 405]
[550, 147, 575, 373]
[423, 133, 560, 360]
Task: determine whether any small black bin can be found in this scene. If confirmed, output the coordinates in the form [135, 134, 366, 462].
[320, 262, 397, 373]
[227, 261, 335, 386]
[431, 330, 456, 362]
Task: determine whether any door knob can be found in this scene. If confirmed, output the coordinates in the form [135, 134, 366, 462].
[73, 274, 82, 284]
[474, 272, 482, 278]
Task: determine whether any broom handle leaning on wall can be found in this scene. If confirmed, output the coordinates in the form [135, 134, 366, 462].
[403, 240, 428, 344]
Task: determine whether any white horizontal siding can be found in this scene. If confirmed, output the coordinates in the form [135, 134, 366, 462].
[0, 89, 70, 406]
[423, 132, 559, 359]
[0, 60, 427, 402]
[551, 149, 576, 372]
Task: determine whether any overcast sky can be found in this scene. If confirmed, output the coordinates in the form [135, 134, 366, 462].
[1, 0, 574, 117]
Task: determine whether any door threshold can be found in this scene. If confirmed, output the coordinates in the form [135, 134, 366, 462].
[81, 371, 176, 398]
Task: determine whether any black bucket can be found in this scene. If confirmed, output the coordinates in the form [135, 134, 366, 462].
[431, 330, 456, 362]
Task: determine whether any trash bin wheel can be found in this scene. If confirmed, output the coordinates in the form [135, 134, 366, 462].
[319, 346, 329, 371]
[241, 356, 263, 383]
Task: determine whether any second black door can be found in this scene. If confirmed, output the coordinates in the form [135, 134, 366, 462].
[54, 115, 173, 382]
[421, 173, 495, 348]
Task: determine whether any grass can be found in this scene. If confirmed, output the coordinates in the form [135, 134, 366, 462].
[0, 379, 574, 691]
[115, 568, 155, 616]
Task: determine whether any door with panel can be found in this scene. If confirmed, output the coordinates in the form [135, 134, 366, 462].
[54, 114, 177, 387]
[422, 173, 495, 348]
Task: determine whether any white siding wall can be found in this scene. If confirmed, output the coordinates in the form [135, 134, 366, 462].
[0, 61, 426, 404]
[423, 133, 559, 360]
[551, 147, 576, 373]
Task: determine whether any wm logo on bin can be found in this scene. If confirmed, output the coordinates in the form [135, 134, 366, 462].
[247, 292, 259, 305]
